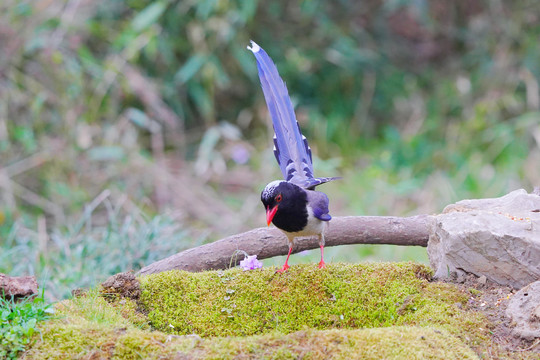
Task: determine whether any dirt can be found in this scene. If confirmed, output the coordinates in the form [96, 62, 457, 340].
[443, 272, 540, 354]
[100, 271, 141, 300]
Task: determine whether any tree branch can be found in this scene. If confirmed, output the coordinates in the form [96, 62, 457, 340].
[138, 215, 433, 276]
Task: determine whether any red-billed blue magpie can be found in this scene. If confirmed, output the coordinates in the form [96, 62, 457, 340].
[248, 41, 340, 273]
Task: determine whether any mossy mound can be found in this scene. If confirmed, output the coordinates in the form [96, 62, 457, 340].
[23, 262, 538, 359]
[139, 262, 479, 338]
[27, 319, 479, 359]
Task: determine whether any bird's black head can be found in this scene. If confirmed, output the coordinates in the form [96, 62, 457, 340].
[261, 180, 308, 232]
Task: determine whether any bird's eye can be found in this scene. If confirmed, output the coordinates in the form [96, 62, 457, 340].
[275, 194, 282, 202]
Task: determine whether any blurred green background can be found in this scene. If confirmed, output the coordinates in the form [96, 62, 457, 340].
[1, 0, 539, 300]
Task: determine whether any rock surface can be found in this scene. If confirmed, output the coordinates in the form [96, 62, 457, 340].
[428, 189, 540, 289]
[0, 273, 38, 299]
[506, 281, 540, 340]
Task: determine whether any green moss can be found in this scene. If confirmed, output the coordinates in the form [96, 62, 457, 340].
[25, 314, 477, 359]
[56, 289, 133, 327]
[27, 318, 479, 359]
[198, 327, 480, 360]
[139, 262, 481, 338]
[23, 263, 540, 359]
[469, 288, 482, 296]
[24, 322, 191, 359]
[182, 327, 481, 359]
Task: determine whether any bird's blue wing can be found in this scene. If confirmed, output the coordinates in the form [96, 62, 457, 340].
[307, 191, 332, 221]
[248, 41, 315, 187]
[303, 176, 342, 190]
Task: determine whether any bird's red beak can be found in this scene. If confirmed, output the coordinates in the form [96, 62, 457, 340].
[266, 205, 278, 226]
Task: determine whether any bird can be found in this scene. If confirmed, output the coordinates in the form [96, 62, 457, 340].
[247, 41, 340, 273]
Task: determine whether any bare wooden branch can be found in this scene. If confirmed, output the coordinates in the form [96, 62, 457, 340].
[138, 215, 433, 276]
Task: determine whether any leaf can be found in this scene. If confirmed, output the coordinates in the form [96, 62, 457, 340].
[188, 81, 213, 119]
[175, 54, 207, 84]
[87, 146, 126, 161]
[13, 126, 37, 152]
[238, 0, 258, 22]
[131, 2, 166, 32]
[208, 55, 230, 87]
[195, 0, 219, 20]
[126, 108, 151, 129]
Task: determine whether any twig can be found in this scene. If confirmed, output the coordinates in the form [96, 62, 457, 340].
[150, 121, 168, 211]
[37, 215, 48, 261]
[49, 0, 83, 50]
[0, 151, 51, 178]
[516, 338, 540, 352]
[0, 179, 64, 222]
[0, 169, 16, 209]
[353, 70, 376, 134]
[83, 189, 111, 232]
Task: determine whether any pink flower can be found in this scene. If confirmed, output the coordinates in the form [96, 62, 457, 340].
[239, 255, 263, 271]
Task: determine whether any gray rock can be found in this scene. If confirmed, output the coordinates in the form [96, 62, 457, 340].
[428, 189, 540, 289]
[506, 281, 540, 340]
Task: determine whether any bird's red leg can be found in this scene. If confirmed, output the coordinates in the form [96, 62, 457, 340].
[318, 233, 326, 269]
[318, 244, 326, 269]
[276, 244, 293, 273]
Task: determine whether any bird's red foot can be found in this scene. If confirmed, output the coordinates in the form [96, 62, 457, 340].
[276, 263, 290, 273]
[318, 260, 326, 269]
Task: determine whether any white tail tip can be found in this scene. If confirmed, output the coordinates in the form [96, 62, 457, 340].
[247, 40, 260, 53]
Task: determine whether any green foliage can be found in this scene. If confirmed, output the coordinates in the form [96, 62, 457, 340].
[0, 292, 53, 359]
[1, 210, 204, 301]
[2, 1, 539, 226]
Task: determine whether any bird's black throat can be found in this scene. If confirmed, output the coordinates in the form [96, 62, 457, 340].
[261, 181, 308, 233]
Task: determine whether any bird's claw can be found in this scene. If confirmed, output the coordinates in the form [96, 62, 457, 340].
[318, 261, 326, 269]
[276, 264, 290, 273]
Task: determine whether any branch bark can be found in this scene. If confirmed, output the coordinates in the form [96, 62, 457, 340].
[138, 215, 433, 276]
